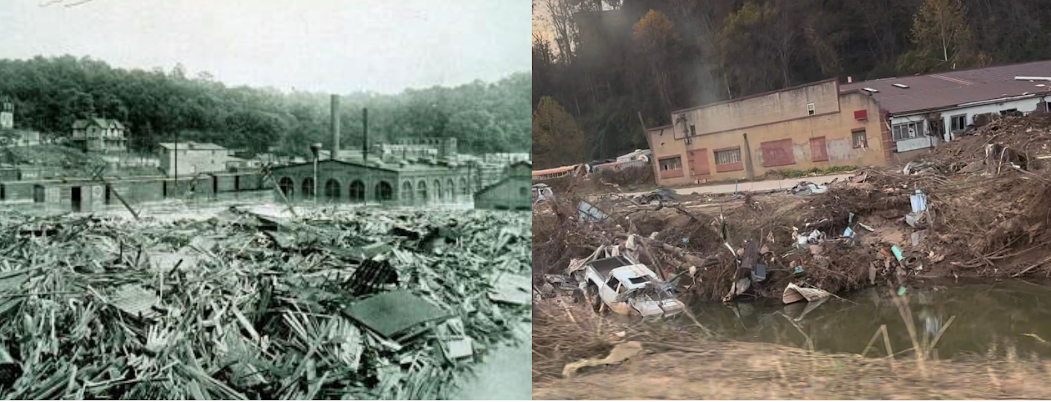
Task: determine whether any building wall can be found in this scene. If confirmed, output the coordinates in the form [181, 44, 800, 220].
[475, 176, 530, 211]
[889, 95, 1051, 152]
[159, 149, 230, 176]
[270, 161, 402, 203]
[672, 80, 842, 136]
[647, 89, 886, 186]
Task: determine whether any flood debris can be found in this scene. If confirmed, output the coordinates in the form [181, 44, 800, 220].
[782, 283, 832, 304]
[0, 208, 530, 399]
[562, 250, 686, 318]
[561, 341, 643, 379]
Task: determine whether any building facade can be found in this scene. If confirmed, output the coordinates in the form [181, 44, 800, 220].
[645, 79, 887, 186]
[475, 160, 530, 211]
[1, 99, 13, 130]
[71, 118, 127, 152]
[270, 158, 473, 205]
[158, 142, 234, 176]
[841, 60, 1051, 154]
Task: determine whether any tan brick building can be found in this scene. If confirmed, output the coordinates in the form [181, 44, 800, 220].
[644, 79, 888, 186]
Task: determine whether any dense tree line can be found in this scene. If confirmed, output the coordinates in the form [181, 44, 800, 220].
[0, 55, 530, 157]
[532, 0, 1051, 168]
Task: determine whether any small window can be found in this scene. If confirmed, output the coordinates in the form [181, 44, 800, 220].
[715, 148, 742, 165]
[852, 130, 868, 148]
[807, 103, 815, 116]
[659, 157, 682, 171]
[519, 187, 527, 196]
[950, 115, 966, 132]
[606, 276, 619, 290]
[689, 125, 696, 136]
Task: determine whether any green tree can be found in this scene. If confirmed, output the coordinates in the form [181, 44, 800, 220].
[898, 0, 985, 73]
[532, 96, 585, 168]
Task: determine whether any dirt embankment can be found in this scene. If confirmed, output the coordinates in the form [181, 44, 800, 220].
[531, 300, 1051, 400]
[533, 113, 1051, 302]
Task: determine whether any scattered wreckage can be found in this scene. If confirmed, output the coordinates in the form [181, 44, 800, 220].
[549, 243, 685, 319]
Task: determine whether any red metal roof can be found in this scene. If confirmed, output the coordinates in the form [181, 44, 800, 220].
[840, 60, 1051, 115]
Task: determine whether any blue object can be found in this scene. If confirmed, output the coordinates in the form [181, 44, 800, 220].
[793, 266, 804, 276]
[891, 246, 904, 261]
[897, 286, 907, 296]
[910, 190, 927, 213]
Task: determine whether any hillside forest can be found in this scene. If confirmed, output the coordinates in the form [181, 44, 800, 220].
[0, 56, 531, 158]
[531, 0, 1051, 168]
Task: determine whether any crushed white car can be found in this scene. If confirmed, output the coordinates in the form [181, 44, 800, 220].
[575, 255, 685, 318]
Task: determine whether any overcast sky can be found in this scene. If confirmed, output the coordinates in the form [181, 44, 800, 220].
[1, 0, 530, 94]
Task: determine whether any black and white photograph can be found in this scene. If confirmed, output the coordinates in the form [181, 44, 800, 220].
[0, 0, 532, 399]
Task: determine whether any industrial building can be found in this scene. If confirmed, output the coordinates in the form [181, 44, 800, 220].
[158, 142, 237, 176]
[841, 60, 1051, 152]
[645, 60, 1051, 187]
[475, 160, 530, 211]
[269, 95, 475, 205]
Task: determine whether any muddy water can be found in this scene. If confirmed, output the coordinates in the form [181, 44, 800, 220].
[657, 279, 1051, 359]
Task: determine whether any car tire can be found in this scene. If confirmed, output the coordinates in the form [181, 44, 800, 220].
[587, 283, 601, 312]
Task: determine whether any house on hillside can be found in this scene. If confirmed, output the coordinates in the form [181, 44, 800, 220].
[475, 160, 530, 211]
[157, 142, 234, 176]
[71, 118, 127, 152]
[644, 60, 1051, 187]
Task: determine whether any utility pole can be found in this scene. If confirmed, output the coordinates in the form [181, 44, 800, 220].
[310, 143, 321, 204]
[173, 132, 178, 195]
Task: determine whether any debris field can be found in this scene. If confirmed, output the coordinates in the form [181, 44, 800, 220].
[534, 113, 1051, 304]
[0, 207, 531, 399]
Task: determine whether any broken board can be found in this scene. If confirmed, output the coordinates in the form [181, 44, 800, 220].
[343, 290, 452, 339]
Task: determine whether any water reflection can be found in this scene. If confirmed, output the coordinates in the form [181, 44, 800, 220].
[668, 279, 1051, 359]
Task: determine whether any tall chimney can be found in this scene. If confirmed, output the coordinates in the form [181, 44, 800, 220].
[330, 94, 340, 160]
[362, 108, 368, 165]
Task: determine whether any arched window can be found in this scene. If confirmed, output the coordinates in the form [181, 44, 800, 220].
[375, 181, 393, 201]
[349, 180, 365, 202]
[417, 180, 427, 200]
[445, 178, 454, 200]
[301, 177, 315, 199]
[324, 179, 340, 201]
[278, 177, 294, 199]
[460, 177, 468, 196]
[433, 180, 442, 201]
[402, 181, 413, 201]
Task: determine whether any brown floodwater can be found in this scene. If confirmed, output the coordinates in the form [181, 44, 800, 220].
[639, 278, 1051, 359]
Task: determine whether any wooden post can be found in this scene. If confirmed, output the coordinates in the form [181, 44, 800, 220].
[89, 166, 140, 221]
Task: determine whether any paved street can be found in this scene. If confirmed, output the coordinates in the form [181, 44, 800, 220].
[626, 173, 856, 197]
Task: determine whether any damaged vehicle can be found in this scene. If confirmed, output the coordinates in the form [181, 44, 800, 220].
[577, 255, 686, 318]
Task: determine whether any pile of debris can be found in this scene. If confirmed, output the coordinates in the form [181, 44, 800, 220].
[0, 207, 530, 399]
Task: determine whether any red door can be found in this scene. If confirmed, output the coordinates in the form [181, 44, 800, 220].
[687, 149, 710, 177]
[810, 137, 828, 162]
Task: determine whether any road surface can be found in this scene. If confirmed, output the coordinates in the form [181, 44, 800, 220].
[626, 173, 856, 197]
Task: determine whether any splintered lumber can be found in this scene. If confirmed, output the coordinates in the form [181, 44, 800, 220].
[0, 208, 531, 399]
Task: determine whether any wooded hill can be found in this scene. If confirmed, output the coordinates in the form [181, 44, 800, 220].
[0, 56, 530, 158]
[532, 0, 1051, 168]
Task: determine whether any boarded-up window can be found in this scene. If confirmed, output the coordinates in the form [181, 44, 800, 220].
[687, 149, 710, 176]
[810, 137, 828, 162]
[714, 147, 743, 173]
[852, 129, 868, 148]
[761, 139, 795, 167]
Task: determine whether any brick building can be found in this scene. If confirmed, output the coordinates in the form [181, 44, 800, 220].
[157, 142, 234, 176]
[475, 160, 530, 211]
[644, 79, 886, 186]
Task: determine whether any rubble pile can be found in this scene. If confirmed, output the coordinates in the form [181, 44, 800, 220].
[0, 208, 531, 399]
[533, 114, 1051, 304]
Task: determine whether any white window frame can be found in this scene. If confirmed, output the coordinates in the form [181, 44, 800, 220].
[806, 103, 815, 116]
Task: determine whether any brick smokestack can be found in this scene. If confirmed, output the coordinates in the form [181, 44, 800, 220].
[330, 94, 340, 160]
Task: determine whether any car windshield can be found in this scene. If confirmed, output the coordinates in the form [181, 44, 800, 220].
[628, 276, 649, 285]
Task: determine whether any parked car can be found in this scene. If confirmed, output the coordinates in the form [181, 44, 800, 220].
[580, 255, 685, 318]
